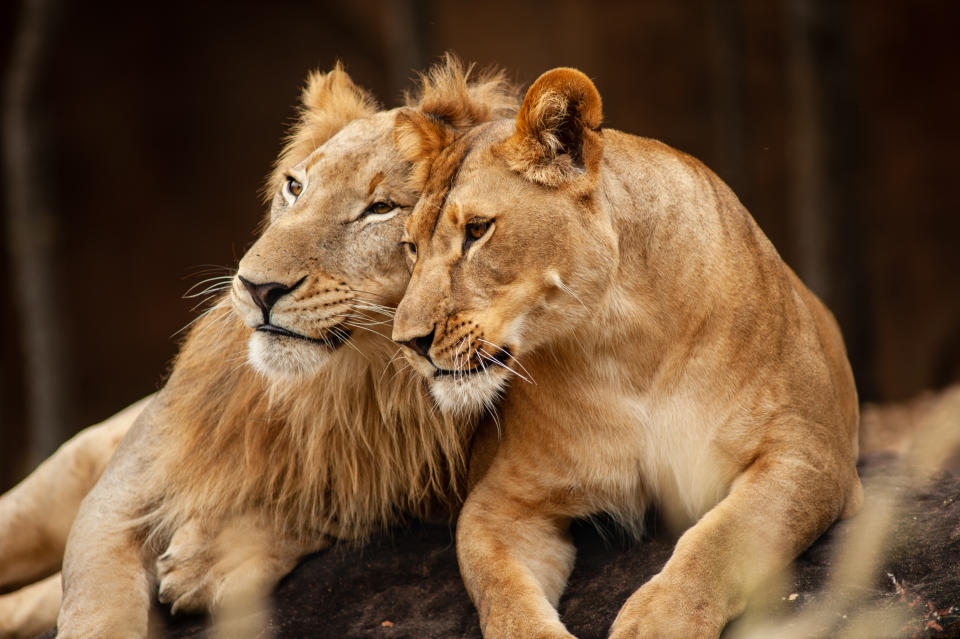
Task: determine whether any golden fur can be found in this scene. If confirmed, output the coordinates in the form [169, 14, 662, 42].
[393, 67, 863, 638]
[53, 58, 517, 638]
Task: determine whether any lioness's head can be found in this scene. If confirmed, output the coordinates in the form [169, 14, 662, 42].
[392, 68, 618, 414]
[232, 58, 516, 379]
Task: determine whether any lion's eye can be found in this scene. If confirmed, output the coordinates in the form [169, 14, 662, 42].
[363, 200, 397, 217]
[284, 176, 303, 200]
[463, 219, 492, 250]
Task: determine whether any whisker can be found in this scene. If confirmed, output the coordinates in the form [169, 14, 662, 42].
[380, 347, 410, 385]
[172, 298, 232, 338]
[183, 282, 233, 301]
[476, 338, 535, 384]
[339, 320, 395, 346]
[334, 312, 393, 328]
[183, 264, 235, 279]
[347, 287, 392, 301]
[477, 348, 533, 385]
[329, 325, 367, 360]
[482, 399, 503, 440]
[549, 273, 589, 310]
[351, 302, 397, 318]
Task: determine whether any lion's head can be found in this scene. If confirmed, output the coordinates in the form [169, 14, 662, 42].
[233, 58, 516, 379]
[392, 68, 617, 415]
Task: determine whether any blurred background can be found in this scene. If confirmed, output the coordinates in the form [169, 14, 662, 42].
[1, 0, 958, 490]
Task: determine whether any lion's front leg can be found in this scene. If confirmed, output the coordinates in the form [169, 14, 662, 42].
[56, 407, 165, 639]
[457, 473, 577, 639]
[58, 505, 154, 639]
[156, 511, 329, 616]
[609, 446, 861, 639]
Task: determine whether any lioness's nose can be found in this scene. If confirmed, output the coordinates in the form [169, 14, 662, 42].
[398, 328, 436, 360]
[238, 275, 303, 320]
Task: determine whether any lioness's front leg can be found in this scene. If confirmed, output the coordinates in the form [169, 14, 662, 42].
[0, 573, 61, 639]
[457, 471, 577, 639]
[0, 395, 149, 592]
[609, 444, 862, 639]
[157, 512, 331, 615]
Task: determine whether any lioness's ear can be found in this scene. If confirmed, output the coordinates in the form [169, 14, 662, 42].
[266, 63, 378, 198]
[393, 109, 456, 190]
[496, 67, 603, 187]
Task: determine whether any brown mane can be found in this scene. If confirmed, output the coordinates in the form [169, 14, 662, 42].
[143, 302, 462, 543]
[135, 56, 516, 548]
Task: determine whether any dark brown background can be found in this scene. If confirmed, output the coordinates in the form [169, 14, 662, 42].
[2, 0, 958, 490]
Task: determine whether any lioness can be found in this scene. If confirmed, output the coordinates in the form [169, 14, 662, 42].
[0, 59, 515, 638]
[392, 68, 864, 638]
[0, 398, 148, 638]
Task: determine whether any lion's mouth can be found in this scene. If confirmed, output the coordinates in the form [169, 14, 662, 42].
[256, 323, 351, 350]
[432, 346, 512, 378]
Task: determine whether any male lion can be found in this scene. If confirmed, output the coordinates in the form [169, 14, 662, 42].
[392, 68, 864, 638]
[0, 58, 515, 638]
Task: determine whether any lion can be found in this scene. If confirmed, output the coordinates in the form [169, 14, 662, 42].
[0, 58, 515, 639]
[391, 67, 864, 638]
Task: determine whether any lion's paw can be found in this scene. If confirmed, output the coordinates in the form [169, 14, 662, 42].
[156, 519, 216, 615]
[156, 514, 299, 616]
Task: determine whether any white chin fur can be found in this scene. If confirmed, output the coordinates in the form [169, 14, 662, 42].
[429, 368, 511, 417]
[247, 332, 333, 379]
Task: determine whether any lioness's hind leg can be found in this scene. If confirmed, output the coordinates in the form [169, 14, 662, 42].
[0, 573, 61, 639]
[0, 395, 150, 591]
[157, 512, 328, 615]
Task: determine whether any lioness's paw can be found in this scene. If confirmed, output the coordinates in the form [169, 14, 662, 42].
[156, 519, 215, 615]
[482, 617, 576, 639]
[609, 576, 725, 639]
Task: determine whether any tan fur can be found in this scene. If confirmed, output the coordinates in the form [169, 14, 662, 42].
[54, 59, 516, 638]
[0, 396, 146, 594]
[264, 62, 379, 199]
[0, 574, 63, 639]
[393, 67, 864, 638]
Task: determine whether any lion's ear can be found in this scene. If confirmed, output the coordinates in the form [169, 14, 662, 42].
[393, 109, 456, 190]
[497, 67, 603, 187]
[298, 63, 378, 138]
[266, 63, 378, 199]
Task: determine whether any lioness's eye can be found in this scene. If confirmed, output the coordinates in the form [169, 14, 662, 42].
[363, 200, 397, 217]
[284, 176, 303, 200]
[399, 241, 417, 259]
[464, 219, 492, 250]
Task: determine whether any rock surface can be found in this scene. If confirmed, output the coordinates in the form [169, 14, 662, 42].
[39, 389, 960, 638]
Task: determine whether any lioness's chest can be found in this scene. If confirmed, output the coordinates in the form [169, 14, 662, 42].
[553, 373, 742, 530]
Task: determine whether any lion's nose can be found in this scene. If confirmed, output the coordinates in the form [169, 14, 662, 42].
[238, 275, 304, 323]
[399, 328, 436, 360]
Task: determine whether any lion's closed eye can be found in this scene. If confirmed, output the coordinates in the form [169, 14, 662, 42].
[354, 200, 401, 227]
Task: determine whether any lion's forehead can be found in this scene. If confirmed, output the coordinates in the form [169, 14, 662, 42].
[302, 112, 402, 182]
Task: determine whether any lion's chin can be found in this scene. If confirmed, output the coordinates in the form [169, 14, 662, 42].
[428, 368, 510, 417]
[247, 331, 335, 380]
